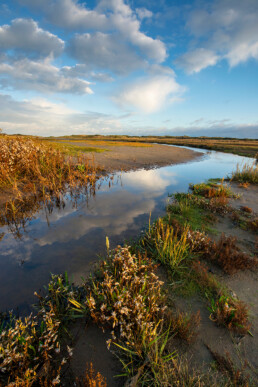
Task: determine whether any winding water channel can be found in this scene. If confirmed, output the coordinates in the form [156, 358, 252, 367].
[0, 147, 255, 313]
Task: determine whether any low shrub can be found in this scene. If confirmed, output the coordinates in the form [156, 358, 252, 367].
[165, 310, 201, 344]
[192, 261, 250, 335]
[207, 234, 257, 274]
[0, 308, 69, 386]
[82, 246, 165, 353]
[190, 181, 234, 199]
[240, 206, 252, 213]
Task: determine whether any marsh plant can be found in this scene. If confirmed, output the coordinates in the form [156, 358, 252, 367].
[0, 135, 101, 232]
[0, 308, 68, 386]
[140, 218, 190, 272]
[230, 162, 258, 184]
[83, 246, 166, 352]
[192, 261, 250, 335]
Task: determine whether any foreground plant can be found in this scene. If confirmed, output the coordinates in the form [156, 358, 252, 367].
[0, 308, 67, 386]
[192, 261, 250, 335]
[140, 218, 190, 273]
[84, 246, 166, 352]
[230, 162, 258, 184]
[0, 273, 82, 386]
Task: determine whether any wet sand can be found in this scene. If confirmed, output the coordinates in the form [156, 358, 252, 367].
[78, 142, 203, 172]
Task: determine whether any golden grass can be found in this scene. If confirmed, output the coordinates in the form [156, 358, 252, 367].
[45, 140, 108, 155]
[0, 134, 100, 229]
[49, 135, 257, 157]
[230, 162, 258, 184]
[44, 138, 153, 148]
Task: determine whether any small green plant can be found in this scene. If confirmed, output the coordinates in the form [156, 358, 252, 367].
[140, 218, 190, 273]
[192, 261, 250, 335]
[190, 180, 234, 198]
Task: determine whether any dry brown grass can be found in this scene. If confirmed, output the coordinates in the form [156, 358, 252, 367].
[166, 309, 201, 344]
[76, 363, 107, 387]
[56, 135, 258, 158]
[0, 135, 100, 229]
[208, 348, 249, 386]
[207, 234, 257, 274]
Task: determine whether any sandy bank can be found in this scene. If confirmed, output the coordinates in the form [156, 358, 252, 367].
[86, 143, 203, 172]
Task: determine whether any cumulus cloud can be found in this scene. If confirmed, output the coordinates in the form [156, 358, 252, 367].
[0, 94, 124, 136]
[18, 0, 107, 30]
[115, 75, 184, 113]
[19, 0, 166, 65]
[67, 32, 145, 74]
[177, 0, 258, 72]
[0, 59, 93, 94]
[136, 8, 153, 20]
[0, 18, 64, 58]
[61, 64, 114, 83]
[175, 48, 219, 74]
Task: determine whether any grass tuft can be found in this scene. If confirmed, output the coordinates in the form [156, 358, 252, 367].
[230, 163, 258, 184]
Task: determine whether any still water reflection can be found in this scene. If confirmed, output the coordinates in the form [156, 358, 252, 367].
[0, 148, 255, 313]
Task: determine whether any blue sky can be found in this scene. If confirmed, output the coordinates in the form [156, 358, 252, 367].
[0, 0, 257, 137]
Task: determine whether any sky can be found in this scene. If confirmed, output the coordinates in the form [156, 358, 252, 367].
[0, 0, 257, 138]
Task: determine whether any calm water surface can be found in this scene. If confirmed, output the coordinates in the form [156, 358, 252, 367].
[0, 148, 255, 313]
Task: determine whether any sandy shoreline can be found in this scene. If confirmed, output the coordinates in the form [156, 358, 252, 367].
[86, 143, 203, 172]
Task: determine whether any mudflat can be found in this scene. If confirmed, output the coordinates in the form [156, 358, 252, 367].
[76, 142, 203, 172]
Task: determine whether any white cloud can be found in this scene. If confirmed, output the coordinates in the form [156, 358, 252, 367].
[19, 0, 166, 65]
[136, 8, 153, 20]
[67, 32, 145, 74]
[0, 94, 123, 136]
[176, 48, 219, 74]
[177, 0, 258, 72]
[0, 18, 64, 58]
[18, 0, 107, 30]
[109, 13, 166, 63]
[61, 64, 114, 83]
[226, 41, 258, 67]
[0, 59, 93, 94]
[115, 75, 184, 113]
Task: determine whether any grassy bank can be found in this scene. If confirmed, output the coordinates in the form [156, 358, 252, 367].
[44, 135, 258, 159]
[1, 166, 257, 386]
[0, 134, 103, 234]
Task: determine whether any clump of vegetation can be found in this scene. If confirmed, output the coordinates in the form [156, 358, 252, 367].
[166, 309, 201, 344]
[208, 348, 249, 386]
[140, 218, 190, 273]
[0, 135, 98, 194]
[35, 273, 85, 321]
[45, 140, 109, 155]
[0, 304, 70, 386]
[192, 261, 250, 335]
[190, 180, 234, 199]
[246, 218, 258, 232]
[0, 135, 101, 233]
[240, 205, 252, 213]
[167, 194, 212, 231]
[0, 273, 84, 386]
[230, 162, 258, 184]
[81, 246, 165, 352]
[77, 362, 107, 387]
[206, 234, 257, 274]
